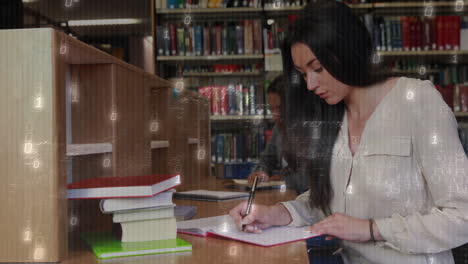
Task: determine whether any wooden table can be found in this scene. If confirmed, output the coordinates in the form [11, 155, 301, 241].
[62, 179, 309, 264]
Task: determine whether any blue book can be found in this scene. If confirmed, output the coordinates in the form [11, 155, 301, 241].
[216, 134, 225, 163]
[81, 232, 191, 259]
[194, 25, 203, 56]
[167, 0, 177, 9]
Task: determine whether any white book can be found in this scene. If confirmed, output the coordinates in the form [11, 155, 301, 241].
[112, 205, 175, 223]
[177, 215, 318, 247]
[121, 217, 177, 242]
[100, 190, 175, 213]
[174, 190, 249, 201]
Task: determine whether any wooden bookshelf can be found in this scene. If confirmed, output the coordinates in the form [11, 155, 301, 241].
[455, 112, 468, 117]
[157, 54, 264, 61]
[66, 143, 113, 156]
[150, 140, 170, 149]
[0, 28, 210, 263]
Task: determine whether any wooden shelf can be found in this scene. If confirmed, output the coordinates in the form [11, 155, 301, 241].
[455, 112, 468, 117]
[157, 7, 262, 14]
[210, 115, 271, 121]
[183, 71, 262, 77]
[157, 55, 264, 61]
[150, 140, 170, 149]
[187, 138, 200, 144]
[66, 143, 112, 156]
[378, 50, 468, 56]
[373, 1, 468, 8]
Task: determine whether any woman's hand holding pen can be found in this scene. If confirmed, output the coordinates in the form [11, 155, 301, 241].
[306, 213, 383, 243]
[229, 202, 293, 233]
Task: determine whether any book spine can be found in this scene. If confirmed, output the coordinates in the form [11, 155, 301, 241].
[212, 86, 221, 115]
[236, 24, 244, 55]
[195, 25, 203, 56]
[177, 26, 185, 56]
[220, 85, 228, 116]
[236, 84, 243, 115]
[163, 24, 171, 55]
[243, 87, 249, 115]
[379, 21, 386, 51]
[249, 84, 255, 115]
[203, 24, 211, 56]
[461, 85, 468, 112]
[168, 0, 177, 9]
[156, 26, 165, 56]
[228, 84, 236, 115]
[170, 23, 177, 55]
[186, 26, 194, 56]
[401, 17, 409, 51]
[423, 17, 431, 51]
[222, 25, 228, 55]
[178, 0, 185, 8]
[253, 20, 262, 54]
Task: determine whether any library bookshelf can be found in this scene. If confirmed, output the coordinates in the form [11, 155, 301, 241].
[0, 28, 209, 262]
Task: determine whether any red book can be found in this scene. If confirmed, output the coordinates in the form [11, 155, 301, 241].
[401, 17, 411, 51]
[215, 25, 222, 55]
[436, 84, 454, 109]
[430, 17, 437, 50]
[452, 16, 461, 50]
[252, 20, 262, 54]
[436, 16, 445, 50]
[67, 174, 181, 199]
[409, 17, 417, 51]
[460, 85, 468, 112]
[198, 86, 213, 114]
[220, 85, 229, 116]
[169, 23, 177, 55]
[415, 18, 423, 50]
[422, 17, 431, 50]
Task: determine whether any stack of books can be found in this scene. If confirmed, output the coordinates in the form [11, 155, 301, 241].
[67, 174, 193, 259]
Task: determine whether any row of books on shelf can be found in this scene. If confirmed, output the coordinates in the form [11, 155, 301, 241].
[156, 20, 263, 56]
[183, 63, 262, 74]
[155, 0, 437, 10]
[67, 175, 195, 259]
[198, 83, 265, 116]
[373, 16, 466, 52]
[211, 130, 267, 164]
[155, 0, 262, 9]
[436, 83, 468, 111]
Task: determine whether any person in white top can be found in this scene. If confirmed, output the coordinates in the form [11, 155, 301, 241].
[229, 1, 468, 263]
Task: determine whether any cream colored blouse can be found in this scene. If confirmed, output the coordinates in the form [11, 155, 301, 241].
[281, 77, 468, 264]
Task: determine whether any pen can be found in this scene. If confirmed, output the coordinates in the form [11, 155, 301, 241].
[242, 175, 259, 231]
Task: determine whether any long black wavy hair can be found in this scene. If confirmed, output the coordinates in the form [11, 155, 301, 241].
[281, 0, 387, 215]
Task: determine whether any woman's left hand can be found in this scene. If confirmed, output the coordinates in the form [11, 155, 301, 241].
[306, 213, 374, 243]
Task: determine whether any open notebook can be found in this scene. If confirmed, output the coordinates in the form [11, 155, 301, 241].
[177, 215, 317, 247]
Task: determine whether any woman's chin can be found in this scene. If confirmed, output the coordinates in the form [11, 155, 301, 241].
[324, 97, 339, 105]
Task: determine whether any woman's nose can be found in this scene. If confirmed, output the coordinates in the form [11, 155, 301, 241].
[306, 71, 319, 91]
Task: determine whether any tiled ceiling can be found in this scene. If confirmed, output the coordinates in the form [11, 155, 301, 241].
[23, 0, 151, 36]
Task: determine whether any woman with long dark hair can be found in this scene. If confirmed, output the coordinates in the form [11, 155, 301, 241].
[230, 0, 468, 263]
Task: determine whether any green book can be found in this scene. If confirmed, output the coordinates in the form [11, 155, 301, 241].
[81, 232, 192, 259]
